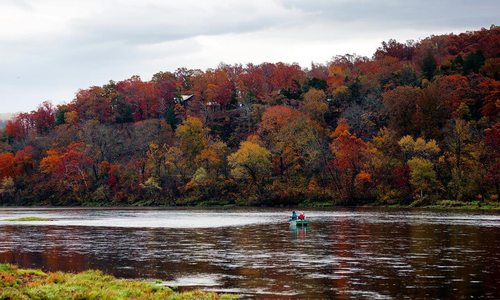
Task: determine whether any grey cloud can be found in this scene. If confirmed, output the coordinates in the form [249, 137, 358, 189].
[2, 0, 34, 10]
[284, 0, 499, 29]
[0, 0, 498, 113]
[67, 2, 304, 45]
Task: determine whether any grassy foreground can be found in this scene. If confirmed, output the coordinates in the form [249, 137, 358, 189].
[0, 264, 237, 300]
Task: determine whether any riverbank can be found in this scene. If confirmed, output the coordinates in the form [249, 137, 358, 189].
[0, 264, 237, 300]
[423, 200, 500, 210]
[269, 200, 500, 211]
[1, 200, 499, 211]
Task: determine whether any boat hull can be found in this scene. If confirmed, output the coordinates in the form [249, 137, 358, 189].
[289, 220, 309, 226]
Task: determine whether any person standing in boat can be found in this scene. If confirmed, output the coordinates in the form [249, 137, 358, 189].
[290, 211, 298, 221]
[298, 212, 305, 220]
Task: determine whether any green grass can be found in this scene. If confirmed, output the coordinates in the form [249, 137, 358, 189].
[424, 200, 500, 210]
[0, 264, 239, 300]
[3, 216, 51, 222]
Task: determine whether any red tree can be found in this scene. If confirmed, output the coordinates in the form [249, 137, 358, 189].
[330, 119, 370, 201]
[0, 153, 15, 179]
[116, 76, 161, 121]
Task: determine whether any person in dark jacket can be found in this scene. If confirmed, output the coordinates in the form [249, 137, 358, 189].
[290, 211, 298, 221]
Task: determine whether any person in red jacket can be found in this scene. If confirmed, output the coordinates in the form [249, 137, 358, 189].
[298, 212, 305, 220]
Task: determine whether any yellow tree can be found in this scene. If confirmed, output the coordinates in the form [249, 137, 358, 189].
[228, 141, 271, 199]
[175, 117, 208, 161]
[444, 119, 480, 200]
[398, 135, 440, 160]
[302, 88, 328, 122]
[258, 105, 325, 178]
[146, 143, 168, 179]
[398, 135, 441, 202]
[195, 140, 230, 178]
[407, 157, 438, 201]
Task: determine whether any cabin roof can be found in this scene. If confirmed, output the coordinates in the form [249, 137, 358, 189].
[180, 94, 193, 102]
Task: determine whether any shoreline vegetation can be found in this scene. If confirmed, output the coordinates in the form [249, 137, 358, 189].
[0, 27, 498, 209]
[0, 264, 237, 300]
[0, 200, 499, 211]
[3, 216, 50, 221]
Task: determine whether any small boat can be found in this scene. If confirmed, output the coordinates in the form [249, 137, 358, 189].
[296, 220, 309, 226]
[289, 219, 309, 226]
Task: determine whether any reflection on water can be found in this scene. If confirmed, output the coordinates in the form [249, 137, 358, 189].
[0, 208, 499, 298]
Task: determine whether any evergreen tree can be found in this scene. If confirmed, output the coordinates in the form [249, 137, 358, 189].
[463, 50, 485, 74]
[422, 52, 437, 80]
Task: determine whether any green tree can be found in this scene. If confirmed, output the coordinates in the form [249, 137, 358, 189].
[463, 50, 485, 74]
[422, 52, 437, 80]
[408, 157, 438, 200]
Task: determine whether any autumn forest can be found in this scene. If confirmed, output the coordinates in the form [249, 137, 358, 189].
[0, 27, 498, 207]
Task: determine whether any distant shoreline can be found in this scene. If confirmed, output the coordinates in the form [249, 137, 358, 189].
[0, 201, 499, 211]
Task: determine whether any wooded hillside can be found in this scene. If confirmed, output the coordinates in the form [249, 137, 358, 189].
[0, 26, 498, 206]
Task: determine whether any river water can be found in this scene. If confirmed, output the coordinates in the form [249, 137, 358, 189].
[0, 208, 499, 299]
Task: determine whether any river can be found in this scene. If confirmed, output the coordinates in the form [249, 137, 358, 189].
[0, 208, 499, 299]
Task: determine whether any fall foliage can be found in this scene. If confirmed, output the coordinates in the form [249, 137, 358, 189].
[0, 26, 499, 206]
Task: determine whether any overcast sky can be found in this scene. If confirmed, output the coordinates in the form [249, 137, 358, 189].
[0, 0, 498, 113]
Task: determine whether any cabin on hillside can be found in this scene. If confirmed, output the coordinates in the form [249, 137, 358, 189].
[175, 94, 247, 130]
[176, 95, 224, 118]
[176, 94, 202, 118]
